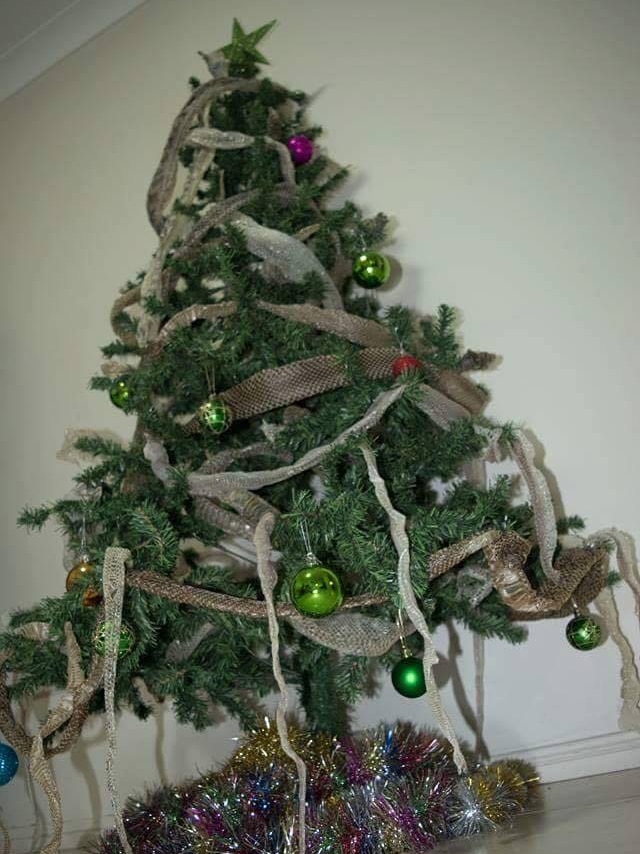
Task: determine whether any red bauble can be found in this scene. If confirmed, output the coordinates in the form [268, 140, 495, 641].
[391, 354, 423, 377]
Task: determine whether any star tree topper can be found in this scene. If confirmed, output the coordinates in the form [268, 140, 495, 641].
[221, 19, 276, 74]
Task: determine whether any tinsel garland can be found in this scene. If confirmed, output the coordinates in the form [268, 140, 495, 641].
[93, 721, 538, 854]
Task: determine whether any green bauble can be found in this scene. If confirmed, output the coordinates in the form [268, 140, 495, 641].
[93, 621, 135, 657]
[290, 565, 343, 618]
[198, 397, 233, 434]
[566, 615, 602, 651]
[391, 656, 426, 698]
[109, 377, 131, 409]
[352, 251, 391, 289]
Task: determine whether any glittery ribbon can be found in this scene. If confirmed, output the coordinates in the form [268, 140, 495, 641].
[594, 587, 640, 732]
[186, 128, 296, 187]
[360, 443, 467, 774]
[151, 300, 484, 424]
[57, 428, 127, 466]
[508, 431, 559, 582]
[289, 611, 413, 656]
[473, 634, 486, 758]
[27, 736, 62, 854]
[147, 77, 267, 233]
[589, 530, 640, 731]
[414, 384, 471, 429]
[588, 529, 640, 618]
[138, 148, 215, 346]
[12, 622, 50, 642]
[228, 213, 344, 310]
[0, 624, 102, 854]
[253, 514, 307, 854]
[185, 385, 406, 495]
[101, 547, 134, 854]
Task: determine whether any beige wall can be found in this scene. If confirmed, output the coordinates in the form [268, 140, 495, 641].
[1, 0, 640, 846]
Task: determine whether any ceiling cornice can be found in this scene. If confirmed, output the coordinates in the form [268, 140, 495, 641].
[0, 0, 149, 103]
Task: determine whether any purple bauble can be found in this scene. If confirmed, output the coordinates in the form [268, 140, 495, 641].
[286, 134, 313, 165]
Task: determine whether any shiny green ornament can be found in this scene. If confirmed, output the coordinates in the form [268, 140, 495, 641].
[109, 376, 131, 409]
[391, 656, 426, 698]
[93, 621, 135, 658]
[290, 564, 343, 618]
[198, 397, 233, 434]
[352, 251, 391, 289]
[566, 615, 602, 651]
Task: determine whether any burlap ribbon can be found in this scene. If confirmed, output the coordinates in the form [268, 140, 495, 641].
[184, 385, 405, 496]
[0, 623, 103, 854]
[595, 588, 640, 732]
[360, 443, 467, 774]
[101, 547, 134, 854]
[153, 300, 392, 351]
[138, 76, 313, 343]
[217, 348, 398, 421]
[473, 633, 486, 759]
[508, 431, 559, 582]
[186, 128, 296, 187]
[150, 296, 486, 430]
[28, 737, 62, 854]
[138, 147, 215, 346]
[589, 529, 640, 617]
[143, 378, 614, 623]
[253, 514, 306, 854]
[57, 428, 127, 466]
[147, 77, 268, 233]
[289, 611, 411, 656]
[126, 569, 384, 619]
[588, 529, 640, 732]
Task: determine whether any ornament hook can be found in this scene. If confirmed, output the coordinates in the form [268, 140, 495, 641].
[298, 518, 317, 565]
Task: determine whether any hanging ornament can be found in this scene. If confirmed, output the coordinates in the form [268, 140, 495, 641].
[351, 251, 391, 289]
[391, 614, 426, 698]
[291, 564, 343, 618]
[65, 558, 94, 591]
[391, 655, 426, 698]
[93, 621, 135, 658]
[198, 363, 232, 434]
[109, 376, 131, 409]
[391, 354, 423, 378]
[82, 587, 103, 608]
[0, 742, 18, 785]
[289, 520, 343, 618]
[66, 508, 95, 593]
[286, 134, 314, 165]
[198, 396, 233, 434]
[566, 613, 602, 651]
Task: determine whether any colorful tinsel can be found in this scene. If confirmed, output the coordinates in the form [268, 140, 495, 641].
[94, 721, 538, 854]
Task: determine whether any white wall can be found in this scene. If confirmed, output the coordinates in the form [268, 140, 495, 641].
[1, 0, 639, 846]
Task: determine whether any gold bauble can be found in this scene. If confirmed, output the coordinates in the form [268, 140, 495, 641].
[65, 559, 93, 591]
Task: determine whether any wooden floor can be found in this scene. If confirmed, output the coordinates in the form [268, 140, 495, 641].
[442, 767, 640, 853]
[60, 768, 640, 853]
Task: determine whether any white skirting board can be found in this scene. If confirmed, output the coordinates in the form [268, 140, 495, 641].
[6, 730, 640, 853]
[493, 729, 640, 783]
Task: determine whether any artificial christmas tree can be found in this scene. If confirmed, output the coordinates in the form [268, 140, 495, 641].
[1, 18, 638, 854]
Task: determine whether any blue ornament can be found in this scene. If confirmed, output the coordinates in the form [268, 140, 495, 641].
[0, 742, 18, 785]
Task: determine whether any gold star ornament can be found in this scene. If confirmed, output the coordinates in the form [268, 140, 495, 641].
[221, 19, 276, 76]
